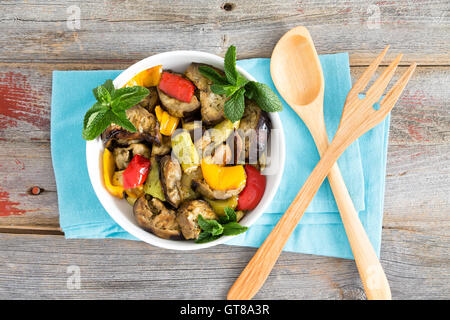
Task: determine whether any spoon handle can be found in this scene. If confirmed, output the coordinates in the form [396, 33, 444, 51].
[307, 116, 391, 300]
[227, 140, 343, 300]
[327, 164, 391, 300]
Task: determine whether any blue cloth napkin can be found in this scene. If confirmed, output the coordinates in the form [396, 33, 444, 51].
[51, 53, 389, 259]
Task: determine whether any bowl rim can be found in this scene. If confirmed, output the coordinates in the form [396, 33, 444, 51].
[86, 50, 286, 250]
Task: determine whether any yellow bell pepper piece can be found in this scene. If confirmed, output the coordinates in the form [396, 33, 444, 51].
[201, 159, 246, 191]
[155, 105, 163, 121]
[125, 65, 162, 88]
[155, 105, 180, 136]
[103, 149, 124, 199]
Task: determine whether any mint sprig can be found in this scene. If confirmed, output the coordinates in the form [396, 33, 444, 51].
[82, 79, 150, 141]
[199, 45, 282, 122]
[195, 207, 248, 243]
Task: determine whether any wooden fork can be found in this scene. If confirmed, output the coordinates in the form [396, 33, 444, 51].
[227, 48, 416, 300]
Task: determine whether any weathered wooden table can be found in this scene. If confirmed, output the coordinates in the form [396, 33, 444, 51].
[0, 1, 448, 299]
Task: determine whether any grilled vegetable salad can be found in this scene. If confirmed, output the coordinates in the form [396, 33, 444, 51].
[83, 46, 281, 243]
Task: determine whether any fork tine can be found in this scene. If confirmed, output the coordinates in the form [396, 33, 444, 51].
[365, 53, 403, 104]
[379, 63, 417, 113]
[350, 45, 390, 95]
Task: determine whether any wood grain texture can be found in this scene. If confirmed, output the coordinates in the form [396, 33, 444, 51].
[0, 0, 448, 300]
[0, 0, 448, 65]
[0, 64, 447, 143]
[0, 232, 447, 300]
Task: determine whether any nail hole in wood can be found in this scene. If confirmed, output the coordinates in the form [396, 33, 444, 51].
[222, 3, 235, 11]
[29, 186, 43, 195]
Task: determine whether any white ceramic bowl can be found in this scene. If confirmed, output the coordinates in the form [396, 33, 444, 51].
[86, 51, 285, 250]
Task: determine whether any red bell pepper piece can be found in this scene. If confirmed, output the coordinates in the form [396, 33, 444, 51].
[122, 154, 151, 189]
[158, 72, 195, 103]
[237, 165, 266, 211]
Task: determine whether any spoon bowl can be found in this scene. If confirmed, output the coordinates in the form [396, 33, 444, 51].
[271, 29, 323, 106]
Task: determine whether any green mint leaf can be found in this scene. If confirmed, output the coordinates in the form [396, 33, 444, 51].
[224, 45, 238, 85]
[198, 215, 223, 236]
[235, 73, 249, 88]
[110, 110, 137, 133]
[83, 102, 109, 131]
[210, 84, 228, 95]
[195, 231, 221, 244]
[82, 109, 114, 140]
[219, 215, 229, 224]
[219, 207, 237, 224]
[224, 87, 245, 122]
[93, 80, 114, 101]
[245, 81, 283, 112]
[198, 65, 228, 85]
[102, 79, 115, 95]
[111, 86, 149, 112]
[94, 85, 111, 105]
[222, 222, 248, 236]
[224, 207, 237, 222]
[210, 84, 239, 97]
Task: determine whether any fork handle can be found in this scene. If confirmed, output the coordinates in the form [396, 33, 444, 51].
[227, 141, 343, 300]
[327, 164, 391, 300]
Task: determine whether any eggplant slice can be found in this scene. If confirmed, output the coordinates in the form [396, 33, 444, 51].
[133, 195, 181, 239]
[129, 143, 151, 158]
[238, 99, 272, 161]
[157, 72, 201, 118]
[191, 178, 245, 200]
[102, 126, 142, 148]
[176, 200, 217, 240]
[151, 135, 172, 156]
[184, 63, 227, 125]
[184, 63, 212, 91]
[113, 147, 131, 170]
[102, 105, 162, 147]
[159, 155, 183, 208]
[126, 105, 162, 142]
[138, 86, 159, 113]
[112, 143, 151, 170]
[200, 90, 226, 125]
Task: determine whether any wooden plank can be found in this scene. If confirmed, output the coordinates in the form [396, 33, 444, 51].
[0, 0, 448, 65]
[384, 144, 450, 236]
[0, 232, 447, 299]
[0, 62, 131, 142]
[0, 63, 448, 144]
[0, 140, 448, 234]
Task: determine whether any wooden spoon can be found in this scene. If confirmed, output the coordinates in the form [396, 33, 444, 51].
[228, 27, 414, 300]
